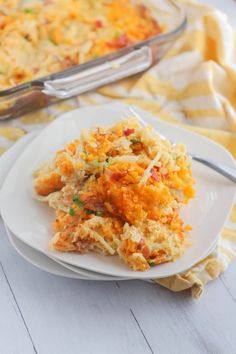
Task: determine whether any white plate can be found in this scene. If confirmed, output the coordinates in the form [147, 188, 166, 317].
[0, 128, 219, 280]
[0, 133, 127, 281]
[1, 103, 235, 279]
[5, 223, 89, 279]
[5, 223, 218, 281]
[50, 257, 127, 280]
[5, 223, 129, 281]
[0, 131, 38, 189]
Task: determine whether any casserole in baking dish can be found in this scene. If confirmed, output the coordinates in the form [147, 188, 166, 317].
[0, 0, 186, 119]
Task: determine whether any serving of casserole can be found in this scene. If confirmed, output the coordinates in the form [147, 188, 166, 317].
[33, 117, 195, 271]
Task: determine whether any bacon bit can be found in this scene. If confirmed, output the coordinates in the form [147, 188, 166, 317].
[107, 149, 120, 157]
[137, 244, 142, 251]
[137, 243, 151, 258]
[141, 245, 151, 258]
[123, 128, 135, 136]
[131, 142, 143, 154]
[152, 250, 170, 264]
[79, 193, 103, 211]
[111, 171, 127, 181]
[13, 70, 26, 83]
[162, 173, 170, 180]
[94, 19, 103, 28]
[138, 4, 148, 17]
[150, 168, 160, 182]
[116, 34, 132, 48]
[44, 0, 53, 6]
[61, 55, 77, 68]
[76, 239, 91, 254]
[151, 19, 162, 33]
[123, 239, 137, 254]
[33, 67, 40, 74]
[107, 34, 133, 49]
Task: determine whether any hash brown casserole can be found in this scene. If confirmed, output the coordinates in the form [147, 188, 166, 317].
[0, 0, 161, 89]
[33, 117, 195, 271]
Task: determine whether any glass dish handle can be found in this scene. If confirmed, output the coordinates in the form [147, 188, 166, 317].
[43, 47, 152, 99]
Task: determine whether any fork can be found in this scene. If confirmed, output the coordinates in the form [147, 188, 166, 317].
[128, 107, 236, 183]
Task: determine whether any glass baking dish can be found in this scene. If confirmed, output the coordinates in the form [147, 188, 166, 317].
[0, 0, 186, 120]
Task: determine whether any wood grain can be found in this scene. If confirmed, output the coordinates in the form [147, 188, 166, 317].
[1, 219, 236, 354]
[0, 222, 152, 354]
[0, 259, 36, 354]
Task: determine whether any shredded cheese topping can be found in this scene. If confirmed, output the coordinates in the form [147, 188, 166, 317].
[0, 0, 161, 90]
[33, 117, 195, 271]
[139, 151, 162, 185]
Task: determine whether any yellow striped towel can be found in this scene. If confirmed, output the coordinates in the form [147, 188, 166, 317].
[0, 0, 236, 298]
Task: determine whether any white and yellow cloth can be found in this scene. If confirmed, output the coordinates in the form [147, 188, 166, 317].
[1, 0, 236, 298]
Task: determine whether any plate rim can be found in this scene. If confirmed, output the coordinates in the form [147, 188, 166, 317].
[1, 102, 235, 279]
[5, 222, 86, 279]
[4, 223, 134, 281]
[5, 222, 219, 280]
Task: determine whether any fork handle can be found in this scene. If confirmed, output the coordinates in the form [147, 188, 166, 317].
[192, 156, 236, 183]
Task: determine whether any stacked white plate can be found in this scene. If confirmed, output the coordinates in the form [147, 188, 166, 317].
[0, 103, 235, 281]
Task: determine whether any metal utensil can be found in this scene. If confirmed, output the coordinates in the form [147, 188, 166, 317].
[128, 107, 236, 183]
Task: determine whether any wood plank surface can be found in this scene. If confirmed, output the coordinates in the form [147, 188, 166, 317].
[1, 221, 236, 354]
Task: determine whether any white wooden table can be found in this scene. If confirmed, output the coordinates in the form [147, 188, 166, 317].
[1, 1, 236, 354]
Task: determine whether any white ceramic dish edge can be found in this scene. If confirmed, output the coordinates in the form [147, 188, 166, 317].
[1, 103, 235, 279]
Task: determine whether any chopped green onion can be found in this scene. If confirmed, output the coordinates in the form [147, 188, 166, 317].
[102, 159, 112, 168]
[68, 207, 75, 216]
[49, 37, 57, 45]
[91, 159, 112, 169]
[82, 149, 88, 159]
[130, 138, 141, 144]
[23, 8, 34, 14]
[148, 260, 156, 267]
[85, 209, 103, 216]
[114, 31, 121, 38]
[73, 196, 83, 208]
[95, 211, 103, 217]
[85, 209, 94, 215]
[92, 159, 100, 167]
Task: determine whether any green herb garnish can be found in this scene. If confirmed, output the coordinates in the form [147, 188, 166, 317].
[91, 158, 112, 169]
[85, 209, 94, 215]
[49, 37, 57, 46]
[85, 209, 103, 216]
[73, 196, 83, 208]
[102, 159, 112, 168]
[82, 148, 88, 159]
[92, 159, 100, 167]
[23, 8, 34, 14]
[95, 211, 103, 217]
[130, 138, 141, 144]
[148, 261, 156, 267]
[68, 207, 75, 216]
[114, 31, 121, 38]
